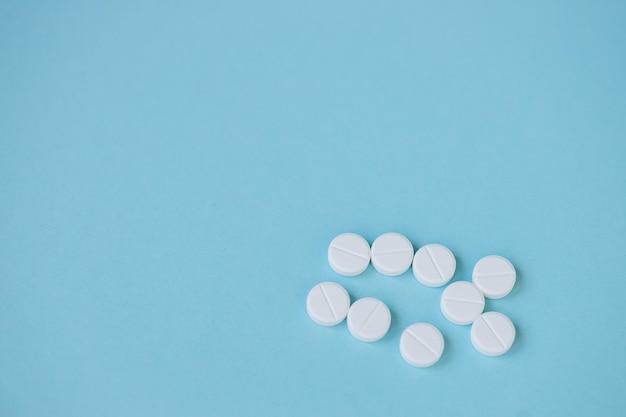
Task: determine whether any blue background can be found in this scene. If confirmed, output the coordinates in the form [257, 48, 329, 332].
[1, 1, 625, 416]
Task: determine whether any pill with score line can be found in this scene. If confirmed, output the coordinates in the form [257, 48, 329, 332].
[400, 323, 445, 367]
[412, 243, 456, 287]
[327, 233, 371, 276]
[471, 311, 516, 356]
[370, 233, 414, 276]
[306, 282, 351, 326]
[472, 255, 516, 299]
[347, 297, 391, 342]
[440, 281, 485, 325]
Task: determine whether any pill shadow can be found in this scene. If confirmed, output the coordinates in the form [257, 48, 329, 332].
[385, 305, 404, 341]
[508, 319, 524, 357]
[451, 253, 468, 283]
[508, 262, 523, 299]
[436, 331, 454, 367]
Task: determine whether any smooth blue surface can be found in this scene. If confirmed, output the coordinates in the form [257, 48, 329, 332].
[1, 1, 625, 416]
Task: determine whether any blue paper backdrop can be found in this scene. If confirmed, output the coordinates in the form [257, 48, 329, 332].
[1, 1, 625, 416]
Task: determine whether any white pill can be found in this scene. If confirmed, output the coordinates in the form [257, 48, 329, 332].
[440, 281, 485, 325]
[306, 282, 350, 326]
[412, 244, 456, 287]
[400, 323, 445, 367]
[370, 233, 413, 276]
[471, 311, 516, 356]
[327, 233, 371, 276]
[472, 255, 516, 299]
[347, 298, 391, 342]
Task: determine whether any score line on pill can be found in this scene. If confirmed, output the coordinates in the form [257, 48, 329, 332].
[400, 323, 444, 367]
[472, 255, 516, 299]
[306, 282, 351, 326]
[440, 281, 485, 325]
[347, 297, 391, 342]
[370, 233, 414, 276]
[470, 311, 516, 356]
[413, 244, 456, 287]
[328, 233, 371, 276]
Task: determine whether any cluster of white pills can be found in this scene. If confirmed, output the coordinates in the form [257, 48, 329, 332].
[307, 282, 392, 342]
[307, 232, 518, 367]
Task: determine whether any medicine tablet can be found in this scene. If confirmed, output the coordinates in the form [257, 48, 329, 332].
[412, 244, 456, 287]
[440, 281, 485, 325]
[472, 255, 516, 299]
[347, 298, 391, 342]
[327, 233, 371, 276]
[370, 233, 413, 276]
[400, 323, 445, 367]
[306, 282, 351, 326]
[470, 311, 516, 356]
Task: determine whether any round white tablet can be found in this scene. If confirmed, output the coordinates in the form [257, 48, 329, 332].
[347, 297, 391, 342]
[412, 244, 456, 287]
[472, 255, 516, 299]
[440, 281, 485, 325]
[471, 311, 516, 356]
[327, 233, 371, 276]
[306, 282, 351, 326]
[400, 323, 445, 367]
[370, 233, 414, 276]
